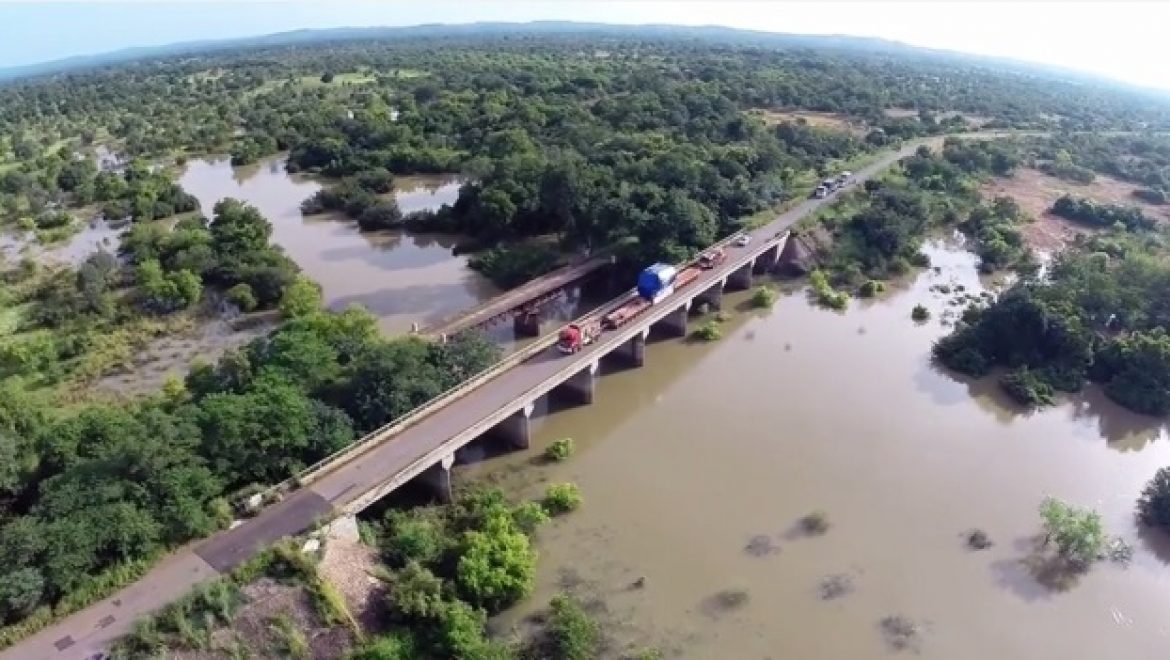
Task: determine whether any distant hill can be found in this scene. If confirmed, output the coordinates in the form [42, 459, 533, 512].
[0, 20, 1160, 99]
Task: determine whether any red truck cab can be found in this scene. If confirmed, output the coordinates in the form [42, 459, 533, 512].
[557, 321, 601, 354]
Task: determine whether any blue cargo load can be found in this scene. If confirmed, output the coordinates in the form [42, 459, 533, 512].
[637, 263, 678, 301]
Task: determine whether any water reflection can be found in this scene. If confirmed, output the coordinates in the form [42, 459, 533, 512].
[177, 155, 497, 333]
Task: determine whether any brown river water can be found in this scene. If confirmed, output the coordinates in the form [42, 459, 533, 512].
[177, 155, 501, 334]
[458, 233, 1170, 659]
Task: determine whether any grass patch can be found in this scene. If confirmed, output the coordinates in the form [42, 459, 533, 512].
[269, 613, 311, 659]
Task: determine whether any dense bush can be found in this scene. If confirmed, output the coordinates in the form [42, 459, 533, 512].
[1137, 467, 1170, 533]
[1052, 195, 1154, 232]
[543, 483, 583, 515]
[999, 367, 1055, 406]
[935, 235, 1170, 415]
[467, 244, 561, 289]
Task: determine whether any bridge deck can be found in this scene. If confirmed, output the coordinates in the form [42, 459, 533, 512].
[421, 253, 611, 337]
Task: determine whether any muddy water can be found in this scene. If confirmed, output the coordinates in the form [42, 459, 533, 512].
[177, 155, 499, 333]
[464, 233, 1170, 659]
[0, 217, 124, 267]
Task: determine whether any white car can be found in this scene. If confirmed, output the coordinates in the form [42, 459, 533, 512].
[734, 234, 751, 247]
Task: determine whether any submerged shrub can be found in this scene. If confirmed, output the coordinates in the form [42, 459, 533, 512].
[543, 483, 582, 515]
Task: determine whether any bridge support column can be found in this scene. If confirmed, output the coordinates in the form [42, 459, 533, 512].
[554, 360, 599, 405]
[656, 300, 690, 337]
[728, 260, 754, 290]
[513, 312, 541, 338]
[697, 280, 725, 311]
[614, 329, 648, 367]
[494, 403, 535, 450]
[757, 241, 784, 274]
[420, 453, 456, 503]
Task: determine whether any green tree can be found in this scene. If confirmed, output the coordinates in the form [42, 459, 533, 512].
[455, 514, 536, 612]
[280, 276, 323, 318]
[225, 283, 258, 312]
[386, 561, 445, 620]
[1039, 497, 1106, 568]
[0, 567, 45, 623]
[1137, 467, 1170, 533]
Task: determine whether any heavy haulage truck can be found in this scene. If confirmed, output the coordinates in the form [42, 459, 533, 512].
[557, 256, 713, 353]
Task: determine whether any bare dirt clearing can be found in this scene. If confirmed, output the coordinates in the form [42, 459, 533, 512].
[318, 531, 386, 633]
[747, 109, 866, 134]
[980, 167, 1170, 252]
[883, 107, 993, 127]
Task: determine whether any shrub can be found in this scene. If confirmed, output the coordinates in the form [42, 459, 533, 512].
[382, 512, 447, 568]
[545, 594, 600, 660]
[1133, 187, 1167, 205]
[911, 304, 930, 321]
[750, 285, 778, 308]
[545, 437, 574, 462]
[386, 561, 445, 620]
[800, 510, 830, 535]
[455, 515, 536, 612]
[225, 283, 257, 312]
[356, 201, 403, 231]
[279, 276, 323, 318]
[1040, 497, 1106, 568]
[999, 367, 1055, 406]
[347, 631, 418, 660]
[809, 270, 848, 310]
[510, 501, 549, 535]
[543, 483, 582, 515]
[858, 279, 885, 297]
[1137, 467, 1170, 533]
[692, 320, 722, 341]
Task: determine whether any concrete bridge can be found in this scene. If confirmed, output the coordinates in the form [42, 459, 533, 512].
[6, 137, 932, 660]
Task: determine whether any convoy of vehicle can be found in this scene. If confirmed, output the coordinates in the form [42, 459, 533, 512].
[812, 170, 853, 199]
[557, 230, 773, 352]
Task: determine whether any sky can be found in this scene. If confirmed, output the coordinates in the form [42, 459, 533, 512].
[2, 1, 1169, 90]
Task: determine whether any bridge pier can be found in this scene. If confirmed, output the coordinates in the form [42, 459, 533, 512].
[419, 452, 456, 503]
[757, 241, 784, 274]
[728, 260, 754, 290]
[655, 300, 691, 337]
[613, 329, 648, 367]
[513, 311, 541, 338]
[492, 403, 535, 450]
[553, 360, 599, 405]
[696, 279, 725, 311]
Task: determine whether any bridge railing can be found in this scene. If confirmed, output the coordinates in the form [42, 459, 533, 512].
[244, 229, 761, 509]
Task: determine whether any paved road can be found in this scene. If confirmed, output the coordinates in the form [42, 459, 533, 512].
[2, 139, 926, 660]
[421, 253, 611, 338]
